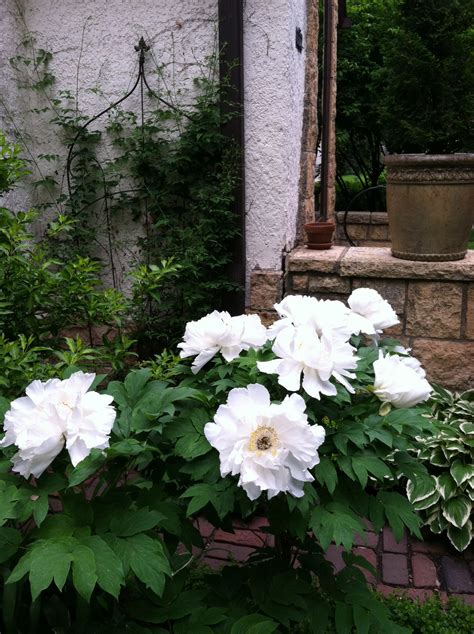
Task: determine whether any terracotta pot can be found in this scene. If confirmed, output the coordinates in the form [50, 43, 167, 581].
[304, 221, 335, 250]
[384, 154, 474, 261]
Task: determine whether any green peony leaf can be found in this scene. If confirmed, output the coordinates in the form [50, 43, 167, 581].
[231, 615, 279, 634]
[378, 491, 422, 540]
[67, 449, 106, 487]
[83, 535, 124, 599]
[110, 507, 166, 537]
[442, 495, 471, 529]
[72, 544, 97, 602]
[127, 533, 170, 597]
[314, 456, 338, 493]
[0, 527, 22, 564]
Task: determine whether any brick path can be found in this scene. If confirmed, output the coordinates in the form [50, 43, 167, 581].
[195, 518, 474, 606]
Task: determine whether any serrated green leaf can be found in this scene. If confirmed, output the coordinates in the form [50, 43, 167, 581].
[110, 507, 166, 537]
[175, 431, 210, 460]
[378, 491, 422, 540]
[335, 602, 353, 634]
[107, 438, 147, 457]
[67, 449, 106, 487]
[127, 533, 170, 597]
[231, 615, 278, 634]
[32, 492, 49, 527]
[29, 538, 75, 599]
[0, 483, 22, 525]
[0, 527, 22, 563]
[83, 535, 124, 599]
[313, 457, 337, 493]
[353, 605, 370, 634]
[72, 544, 97, 602]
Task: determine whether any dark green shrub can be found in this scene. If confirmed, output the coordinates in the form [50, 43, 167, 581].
[380, 0, 474, 153]
[336, 0, 387, 209]
[382, 593, 474, 634]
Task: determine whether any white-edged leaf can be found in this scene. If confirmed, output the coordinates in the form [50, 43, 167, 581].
[406, 477, 437, 504]
[460, 422, 474, 434]
[450, 460, 474, 486]
[442, 495, 471, 529]
[412, 489, 440, 511]
[427, 512, 447, 534]
[436, 473, 458, 500]
[447, 520, 472, 552]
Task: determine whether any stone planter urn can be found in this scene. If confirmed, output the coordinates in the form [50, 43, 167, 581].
[383, 154, 474, 261]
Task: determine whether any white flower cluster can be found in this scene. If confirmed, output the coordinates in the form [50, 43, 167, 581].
[178, 310, 267, 373]
[1, 372, 116, 479]
[181, 288, 432, 501]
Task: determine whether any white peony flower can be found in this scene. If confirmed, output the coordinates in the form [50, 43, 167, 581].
[257, 324, 358, 399]
[0, 372, 116, 478]
[392, 345, 426, 378]
[373, 351, 432, 409]
[178, 311, 267, 373]
[348, 288, 399, 334]
[204, 383, 325, 500]
[268, 294, 374, 341]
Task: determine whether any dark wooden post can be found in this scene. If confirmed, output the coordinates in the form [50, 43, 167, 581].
[218, 0, 246, 314]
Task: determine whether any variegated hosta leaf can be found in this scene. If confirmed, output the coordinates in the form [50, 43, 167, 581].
[406, 477, 437, 504]
[412, 490, 440, 511]
[426, 510, 448, 534]
[442, 495, 472, 529]
[447, 443, 469, 454]
[430, 448, 449, 467]
[450, 460, 474, 486]
[468, 488, 474, 501]
[447, 520, 472, 552]
[436, 473, 458, 500]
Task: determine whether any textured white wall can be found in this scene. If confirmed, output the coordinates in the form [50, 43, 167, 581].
[244, 0, 307, 282]
[0, 0, 218, 289]
[0, 0, 307, 292]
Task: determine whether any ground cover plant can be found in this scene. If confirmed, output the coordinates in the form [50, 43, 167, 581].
[406, 386, 474, 551]
[0, 288, 445, 632]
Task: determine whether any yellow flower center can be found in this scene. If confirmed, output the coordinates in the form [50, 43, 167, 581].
[248, 425, 279, 454]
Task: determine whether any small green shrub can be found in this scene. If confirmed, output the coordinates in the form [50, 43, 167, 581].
[0, 131, 29, 193]
[406, 386, 474, 551]
[381, 593, 474, 634]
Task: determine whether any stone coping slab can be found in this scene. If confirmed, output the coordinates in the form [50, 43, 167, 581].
[335, 211, 389, 225]
[288, 246, 474, 281]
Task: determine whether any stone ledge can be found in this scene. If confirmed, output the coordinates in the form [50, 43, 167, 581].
[288, 246, 474, 281]
[287, 245, 348, 272]
[336, 211, 389, 225]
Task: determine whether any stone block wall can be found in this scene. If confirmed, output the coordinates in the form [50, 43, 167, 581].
[249, 246, 474, 390]
[335, 212, 391, 247]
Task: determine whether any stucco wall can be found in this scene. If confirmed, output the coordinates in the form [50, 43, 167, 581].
[244, 0, 307, 283]
[0, 0, 307, 294]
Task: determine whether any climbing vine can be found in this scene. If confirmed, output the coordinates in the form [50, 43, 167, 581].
[3, 24, 240, 353]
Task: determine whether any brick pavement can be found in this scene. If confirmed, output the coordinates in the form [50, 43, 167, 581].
[194, 518, 474, 605]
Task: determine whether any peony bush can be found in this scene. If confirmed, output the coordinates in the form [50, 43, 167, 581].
[0, 289, 437, 632]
